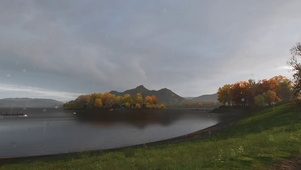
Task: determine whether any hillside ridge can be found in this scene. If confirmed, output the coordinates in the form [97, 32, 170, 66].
[110, 85, 185, 104]
[190, 93, 218, 102]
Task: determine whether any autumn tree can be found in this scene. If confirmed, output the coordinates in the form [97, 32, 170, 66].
[144, 95, 159, 109]
[94, 98, 103, 108]
[288, 42, 301, 99]
[151, 95, 159, 105]
[271, 75, 293, 102]
[135, 103, 142, 109]
[263, 90, 281, 106]
[256, 79, 275, 95]
[217, 75, 291, 108]
[134, 93, 143, 109]
[114, 95, 123, 108]
[90, 93, 102, 108]
[145, 96, 153, 109]
[217, 84, 233, 106]
[123, 94, 134, 108]
[64, 92, 165, 110]
[159, 103, 166, 109]
[135, 93, 143, 105]
[101, 92, 116, 109]
[232, 81, 254, 106]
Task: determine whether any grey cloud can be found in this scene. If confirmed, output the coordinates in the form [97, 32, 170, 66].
[0, 0, 301, 100]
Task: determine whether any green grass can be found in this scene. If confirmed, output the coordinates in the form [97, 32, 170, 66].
[1, 103, 301, 170]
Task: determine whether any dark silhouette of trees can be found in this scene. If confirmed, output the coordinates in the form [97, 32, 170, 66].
[288, 42, 301, 99]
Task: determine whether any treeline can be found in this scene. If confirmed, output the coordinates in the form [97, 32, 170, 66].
[169, 101, 220, 108]
[63, 92, 166, 110]
[217, 75, 293, 107]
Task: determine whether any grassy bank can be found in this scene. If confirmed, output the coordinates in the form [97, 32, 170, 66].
[1, 103, 301, 169]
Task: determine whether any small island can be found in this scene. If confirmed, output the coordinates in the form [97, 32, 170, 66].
[63, 92, 166, 111]
[0, 112, 28, 117]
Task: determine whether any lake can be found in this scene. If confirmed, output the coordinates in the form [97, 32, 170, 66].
[0, 108, 227, 158]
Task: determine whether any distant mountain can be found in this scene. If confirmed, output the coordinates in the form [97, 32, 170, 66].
[0, 98, 64, 108]
[190, 93, 218, 102]
[110, 85, 185, 104]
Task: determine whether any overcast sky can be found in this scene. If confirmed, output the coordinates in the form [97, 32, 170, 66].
[0, 0, 301, 102]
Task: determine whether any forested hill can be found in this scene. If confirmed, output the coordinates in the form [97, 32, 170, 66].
[191, 93, 218, 102]
[110, 85, 185, 104]
[0, 98, 63, 108]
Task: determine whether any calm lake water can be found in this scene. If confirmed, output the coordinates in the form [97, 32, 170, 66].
[0, 108, 227, 158]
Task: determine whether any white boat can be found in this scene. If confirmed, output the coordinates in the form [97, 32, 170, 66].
[19, 114, 28, 117]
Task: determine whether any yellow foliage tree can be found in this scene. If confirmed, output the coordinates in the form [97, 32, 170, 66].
[101, 92, 116, 109]
[135, 103, 141, 109]
[94, 98, 103, 108]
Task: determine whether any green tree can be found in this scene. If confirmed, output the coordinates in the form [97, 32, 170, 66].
[254, 94, 266, 107]
[75, 95, 91, 109]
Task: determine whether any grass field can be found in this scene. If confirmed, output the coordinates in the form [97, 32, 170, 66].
[0, 102, 300, 169]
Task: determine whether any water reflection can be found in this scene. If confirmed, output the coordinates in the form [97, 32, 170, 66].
[74, 109, 190, 128]
[0, 108, 224, 158]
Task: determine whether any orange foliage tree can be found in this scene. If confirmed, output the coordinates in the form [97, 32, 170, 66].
[64, 92, 165, 110]
[217, 75, 292, 107]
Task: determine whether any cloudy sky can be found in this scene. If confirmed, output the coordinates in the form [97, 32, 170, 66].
[0, 0, 301, 102]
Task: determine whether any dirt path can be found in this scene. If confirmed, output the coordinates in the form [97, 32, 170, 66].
[267, 154, 301, 170]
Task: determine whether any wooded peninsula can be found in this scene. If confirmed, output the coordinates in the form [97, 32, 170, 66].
[63, 92, 166, 110]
